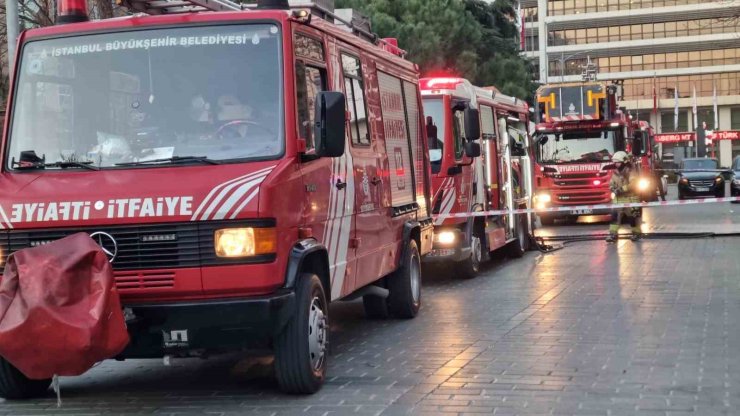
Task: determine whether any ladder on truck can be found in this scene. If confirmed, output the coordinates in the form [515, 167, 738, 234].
[117, 0, 405, 57]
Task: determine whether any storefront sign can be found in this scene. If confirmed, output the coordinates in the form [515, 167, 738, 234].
[709, 131, 740, 141]
[655, 133, 694, 143]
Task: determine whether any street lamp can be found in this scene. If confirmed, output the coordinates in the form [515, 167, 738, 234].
[559, 50, 593, 82]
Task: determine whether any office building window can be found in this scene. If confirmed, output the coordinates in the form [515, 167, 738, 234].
[661, 111, 689, 133]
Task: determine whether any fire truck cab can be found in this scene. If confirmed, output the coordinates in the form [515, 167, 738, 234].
[420, 77, 534, 278]
[0, 0, 433, 397]
[533, 81, 631, 225]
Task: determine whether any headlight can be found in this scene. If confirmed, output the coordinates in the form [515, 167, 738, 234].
[435, 230, 456, 245]
[637, 178, 650, 191]
[679, 178, 689, 184]
[535, 193, 551, 203]
[214, 227, 276, 258]
[733, 179, 740, 186]
[715, 176, 723, 183]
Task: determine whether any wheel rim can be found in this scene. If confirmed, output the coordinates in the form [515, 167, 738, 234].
[307, 296, 327, 372]
[471, 235, 481, 271]
[410, 254, 421, 305]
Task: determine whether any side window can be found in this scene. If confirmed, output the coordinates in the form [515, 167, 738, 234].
[296, 63, 326, 152]
[294, 34, 326, 152]
[452, 109, 465, 159]
[341, 53, 370, 146]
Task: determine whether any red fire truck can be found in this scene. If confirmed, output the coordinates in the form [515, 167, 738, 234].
[420, 77, 533, 278]
[630, 119, 667, 201]
[533, 81, 633, 225]
[0, 0, 434, 396]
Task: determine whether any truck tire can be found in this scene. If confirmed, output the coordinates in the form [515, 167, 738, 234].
[387, 239, 421, 319]
[0, 357, 51, 400]
[275, 273, 328, 394]
[362, 295, 389, 319]
[508, 215, 528, 258]
[457, 234, 482, 279]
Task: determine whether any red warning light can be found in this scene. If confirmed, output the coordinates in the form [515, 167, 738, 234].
[57, 0, 89, 24]
[420, 77, 464, 91]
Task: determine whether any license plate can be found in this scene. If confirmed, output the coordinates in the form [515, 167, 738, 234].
[570, 209, 593, 215]
[429, 249, 454, 257]
[695, 187, 710, 192]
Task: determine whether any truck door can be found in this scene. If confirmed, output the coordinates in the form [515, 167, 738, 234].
[295, 32, 356, 301]
[339, 50, 389, 288]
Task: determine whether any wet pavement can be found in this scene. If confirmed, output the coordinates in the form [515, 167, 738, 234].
[2, 186, 740, 415]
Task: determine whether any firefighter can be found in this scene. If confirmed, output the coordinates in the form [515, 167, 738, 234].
[606, 151, 642, 243]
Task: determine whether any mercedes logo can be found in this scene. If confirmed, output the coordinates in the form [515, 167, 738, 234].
[89, 231, 118, 263]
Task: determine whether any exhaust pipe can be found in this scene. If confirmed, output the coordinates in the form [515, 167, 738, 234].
[57, 0, 89, 24]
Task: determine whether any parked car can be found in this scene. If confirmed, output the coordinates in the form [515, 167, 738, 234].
[677, 158, 724, 199]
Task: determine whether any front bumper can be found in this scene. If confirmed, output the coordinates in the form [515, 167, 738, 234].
[678, 183, 724, 197]
[422, 229, 470, 263]
[538, 206, 613, 219]
[119, 290, 295, 358]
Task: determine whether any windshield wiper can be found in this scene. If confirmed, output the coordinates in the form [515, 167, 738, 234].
[115, 156, 221, 167]
[47, 161, 99, 171]
[13, 159, 99, 171]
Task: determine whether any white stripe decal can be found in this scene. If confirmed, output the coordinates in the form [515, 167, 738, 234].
[191, 166, 274, 220]
[228, 188, 261, 220]
[329, 156, 346, 280]
[0, 205, 12, 229]
[212, 176, 267, 220]
[435, 188, 456, 226]
[198, 171, 270, 220]
[332, 148, 355, 300]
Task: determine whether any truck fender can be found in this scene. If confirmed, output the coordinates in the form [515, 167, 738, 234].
[400, 221, 421, 267]
[284, 239, 329, 291]
[462, 204, 485, 248]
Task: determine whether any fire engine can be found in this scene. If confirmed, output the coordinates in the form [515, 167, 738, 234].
[533, 80, 633, 225]
[630, 119, 667, 201]
[0, 0, 434, 396]
[420, 77, 534, 278]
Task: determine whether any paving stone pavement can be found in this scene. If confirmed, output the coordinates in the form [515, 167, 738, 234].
[2, 236, 740, 416]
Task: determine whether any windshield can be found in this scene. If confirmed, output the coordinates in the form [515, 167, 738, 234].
[535, 130, 616, 164]
[423, 98, 445, 168]
[6, 24, 283, 170]
[683, 159, 718, 170]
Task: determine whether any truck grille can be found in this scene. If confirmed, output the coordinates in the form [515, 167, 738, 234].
[0, 220, 275, 275]
[688, 179, 714, 187]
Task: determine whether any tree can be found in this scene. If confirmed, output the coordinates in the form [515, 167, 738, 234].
[335, 0, 537, 101]
[0, 0, 120, 106]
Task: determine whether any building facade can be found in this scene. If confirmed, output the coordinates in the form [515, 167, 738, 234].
[521, 0, 740, 167]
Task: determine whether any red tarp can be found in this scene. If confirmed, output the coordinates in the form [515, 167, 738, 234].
[0, 233, 129, 379]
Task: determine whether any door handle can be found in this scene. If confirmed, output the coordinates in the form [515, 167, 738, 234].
[335, 178, 347, 190]
[370, 177, 381, 185]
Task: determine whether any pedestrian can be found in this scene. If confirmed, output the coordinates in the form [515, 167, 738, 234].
[653, 155, 667, 202]
[606, 151, 642, 243]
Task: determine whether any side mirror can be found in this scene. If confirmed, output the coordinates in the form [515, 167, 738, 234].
[313, 91, 346, 158]
[510, 138, 526, 157]
[464, 141, 481, 158]
[464, 108, 480, 141]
